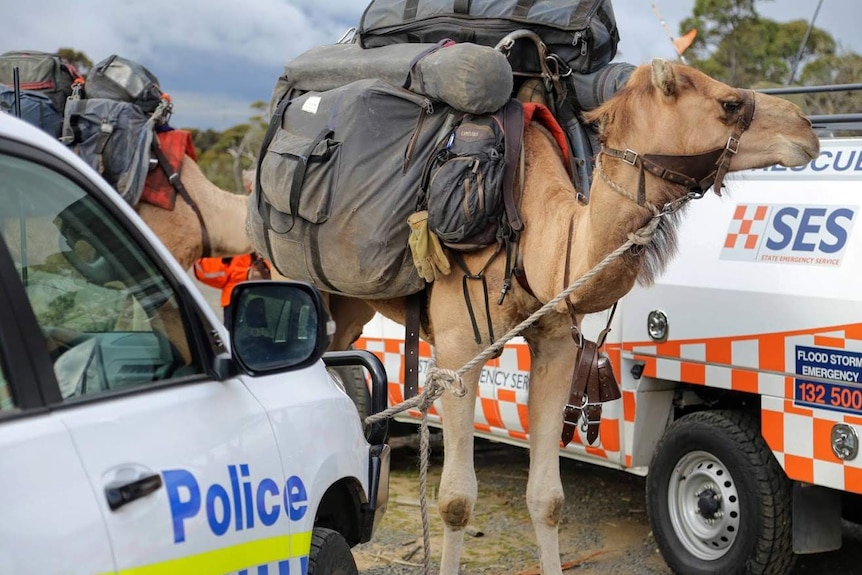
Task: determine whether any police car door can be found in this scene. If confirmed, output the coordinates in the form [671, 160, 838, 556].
[0, 151, 114, 575]
[0, 144, 292, 574]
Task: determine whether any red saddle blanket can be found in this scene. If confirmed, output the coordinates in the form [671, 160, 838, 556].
[141, 129, 197, 210]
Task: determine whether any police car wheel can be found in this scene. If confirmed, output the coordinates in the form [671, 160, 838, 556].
[646, 410, 794, 575]
[307, 527, 357, 575]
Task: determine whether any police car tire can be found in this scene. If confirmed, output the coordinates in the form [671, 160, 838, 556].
[646, 410, 794, 575]
[307, 527, 358, 575]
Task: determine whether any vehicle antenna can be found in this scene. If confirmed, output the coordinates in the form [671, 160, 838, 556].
[651, 2, 688, 65]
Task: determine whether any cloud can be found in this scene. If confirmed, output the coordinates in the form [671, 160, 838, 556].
[167, 90, 262, 131]
[1, 0, 360, 68]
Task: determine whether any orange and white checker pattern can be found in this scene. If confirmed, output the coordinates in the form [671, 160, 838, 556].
[626, 323, 862, 493]
[724, 204, 769, 251]
[354, 337, 624, 465]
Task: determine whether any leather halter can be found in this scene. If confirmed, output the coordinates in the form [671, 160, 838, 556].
[600, 90, 756, 205]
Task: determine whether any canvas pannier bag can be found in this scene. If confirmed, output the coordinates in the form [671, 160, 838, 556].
[0, 85, 64, 138]
[250, 78, 456, 298]
[86, 55, 163, 114]
[357, 0, 619, 75]
[0, 50, 82, 116]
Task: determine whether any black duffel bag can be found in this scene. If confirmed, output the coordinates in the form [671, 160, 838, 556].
[357, 0, 619, 75]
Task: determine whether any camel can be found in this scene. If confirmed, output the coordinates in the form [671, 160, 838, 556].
[135, 157, 253, 270]
[150, 59, 818, 574]
[274, 59, 818, 575]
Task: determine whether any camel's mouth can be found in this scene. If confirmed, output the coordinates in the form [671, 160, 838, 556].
[777, 138, 820, 167]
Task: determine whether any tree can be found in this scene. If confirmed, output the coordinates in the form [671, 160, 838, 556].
[57, 48, 93, 76]
[680, 0, 835, 87]
[799, 53, 862, 116]
[679, 0, 862, 117]
[185, 101, 269, 194]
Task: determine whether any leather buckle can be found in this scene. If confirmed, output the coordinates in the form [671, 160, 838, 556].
[563, 396, 588, 417]
[726, 136, 740, 154]
[623, 149, 639, 165]
[580, 409, 602, 432]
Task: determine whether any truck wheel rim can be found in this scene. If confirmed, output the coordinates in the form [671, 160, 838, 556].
[667, 450, 741, 561]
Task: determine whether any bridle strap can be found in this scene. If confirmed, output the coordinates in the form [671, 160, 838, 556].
[601, 89, 756, 202]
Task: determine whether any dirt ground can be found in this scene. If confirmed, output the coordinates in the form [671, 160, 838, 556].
[353, 432, 862, 575]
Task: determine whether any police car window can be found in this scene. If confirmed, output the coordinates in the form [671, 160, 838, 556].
[0, 153, 203, 399]
[0, 354, 13, 413]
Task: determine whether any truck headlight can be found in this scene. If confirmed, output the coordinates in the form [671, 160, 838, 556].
[647, 310, 669, 342]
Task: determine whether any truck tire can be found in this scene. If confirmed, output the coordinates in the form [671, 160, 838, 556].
[646, 410, 794, 575]
[307, 527, 358, 575]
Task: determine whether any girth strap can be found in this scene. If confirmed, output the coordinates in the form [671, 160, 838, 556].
[151, 138, 212, 258]
[404, 292, 423, 400]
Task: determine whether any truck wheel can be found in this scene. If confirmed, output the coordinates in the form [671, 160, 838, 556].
[646, 410, 794, 575]
[307, 527, 358, 575]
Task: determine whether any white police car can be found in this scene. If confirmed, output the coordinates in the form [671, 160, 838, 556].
[0, 111, 389, 575]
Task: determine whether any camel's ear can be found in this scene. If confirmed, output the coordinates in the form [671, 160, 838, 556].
[651, 58, 677, 97]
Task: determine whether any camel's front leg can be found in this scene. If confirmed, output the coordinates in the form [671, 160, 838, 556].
[524, 321, 579, 575]
[431, 329, 483, 575]
[436, 362, 481, 575]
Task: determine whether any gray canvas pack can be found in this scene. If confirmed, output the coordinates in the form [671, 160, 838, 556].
[251, 78, 456, 298]
[0, 50, 81, 116]
[270, 41, 512, 116]
[0, 86, 64, 138]
[86, 55, 163, 114]
[357, 0, 619, 75]
[62, 98, 154, 205]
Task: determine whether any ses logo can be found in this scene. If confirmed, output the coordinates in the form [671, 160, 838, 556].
[721, 204, 857, 266]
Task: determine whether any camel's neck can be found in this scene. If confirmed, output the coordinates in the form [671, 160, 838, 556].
[518, 125, 681, 314]
[182, 159, 253, 259]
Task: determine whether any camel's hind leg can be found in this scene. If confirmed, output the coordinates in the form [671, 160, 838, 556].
[524, 319, 580, 574]
[325, 294, 375, 351]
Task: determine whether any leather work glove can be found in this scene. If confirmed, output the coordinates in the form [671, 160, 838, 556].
[408, 210, 451, 283]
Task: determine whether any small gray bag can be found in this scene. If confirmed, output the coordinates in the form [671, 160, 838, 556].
[62, 98, 154, 205]
[86, 55, 163, 114]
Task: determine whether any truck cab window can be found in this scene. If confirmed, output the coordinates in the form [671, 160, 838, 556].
[0, 153, 203, 399]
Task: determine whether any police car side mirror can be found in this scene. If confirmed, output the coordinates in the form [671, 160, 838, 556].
[227, 281, 334, 375]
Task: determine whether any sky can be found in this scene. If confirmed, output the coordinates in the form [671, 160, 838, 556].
[2, 1, 859, 130]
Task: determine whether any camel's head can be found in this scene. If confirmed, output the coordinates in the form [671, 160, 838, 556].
[585, 58, 820, 181]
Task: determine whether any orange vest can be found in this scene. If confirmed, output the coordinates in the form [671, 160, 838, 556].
[194, 254, 258, 307]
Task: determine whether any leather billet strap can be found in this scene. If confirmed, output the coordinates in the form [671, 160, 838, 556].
[561, 337, 596, 446]
[151, 138, 212, 258]
[560, 220, 622, 446]
[403, 291, 423, 400]
[601, 89, 756, 202]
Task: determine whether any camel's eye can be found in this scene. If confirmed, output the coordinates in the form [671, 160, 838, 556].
[722, 100, 742, 114]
